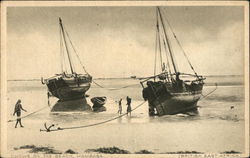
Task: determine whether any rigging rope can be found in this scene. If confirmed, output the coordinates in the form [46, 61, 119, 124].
[161, 8, 199, 78]
[158, 7, 179, 74]
[92, 80, 139, 90]
[40, 101, 147, 132]
[63, 22, 145, 91]
[200, 83, 218, 100]
[65, 29, 89, 75]
[65, 30, 140, 91]
[64, 29, 138, 90]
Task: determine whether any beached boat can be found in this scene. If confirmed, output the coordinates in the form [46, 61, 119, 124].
[140, 7, 206, 116]
[42, 18, 92, 101]
[91, 97, 107, 112]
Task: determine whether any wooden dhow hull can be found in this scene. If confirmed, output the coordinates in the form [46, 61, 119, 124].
[141, 7, 206, 116]
[42, 18, 92, 102]
[44, 74, 92, 101]
[142, 80, 204, 116]
[153, 92, 201, 116]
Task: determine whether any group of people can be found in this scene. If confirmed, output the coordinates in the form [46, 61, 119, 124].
[12, 96, 133, 128]
[117, 96, 132, 116]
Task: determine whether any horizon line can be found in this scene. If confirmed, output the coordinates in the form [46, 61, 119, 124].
[7, 74, 244, 81]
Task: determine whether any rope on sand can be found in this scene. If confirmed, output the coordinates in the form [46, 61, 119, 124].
[8, 82, 216, 123]
[40, 101, 146, 132]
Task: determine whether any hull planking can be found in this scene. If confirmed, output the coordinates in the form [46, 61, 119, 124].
[45, 74, 92, 101]
[142, 79, 204, 116]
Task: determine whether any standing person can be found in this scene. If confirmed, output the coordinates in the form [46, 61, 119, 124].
[13, 99, 27, 128]
[117, 98, 122, 115]
[126, 96, 132, 116]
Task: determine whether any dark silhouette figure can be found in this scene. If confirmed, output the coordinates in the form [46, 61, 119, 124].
[13, 99, 27, 128]
[117, 98, 122, 115]
[126, 96, 132, 116]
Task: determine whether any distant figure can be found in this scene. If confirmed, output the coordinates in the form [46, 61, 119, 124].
[126, 96, 132, 116]
[47, 92, 50, 106]
[162, 62, 166, 71]
[13, 99, 27, 128]
[117, 98, 122, 115]
[230, 106, 234, 109]
[176, 72, 181, 81]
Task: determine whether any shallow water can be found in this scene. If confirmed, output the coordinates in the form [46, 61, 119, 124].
[6, 76, 245, 154]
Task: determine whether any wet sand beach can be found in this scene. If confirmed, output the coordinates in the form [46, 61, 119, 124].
[6, 76, 245, 154]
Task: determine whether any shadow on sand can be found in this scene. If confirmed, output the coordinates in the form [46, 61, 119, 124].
[51, 98, 91, 112]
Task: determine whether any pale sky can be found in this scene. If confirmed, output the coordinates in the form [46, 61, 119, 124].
[7, 6, 244, 79]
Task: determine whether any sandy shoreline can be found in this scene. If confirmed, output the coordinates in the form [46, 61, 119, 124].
[12, 144, 242, 155]
[6, 82, 245, 156]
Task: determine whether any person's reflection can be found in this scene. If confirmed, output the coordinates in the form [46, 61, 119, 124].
[127, 115, 131, 123]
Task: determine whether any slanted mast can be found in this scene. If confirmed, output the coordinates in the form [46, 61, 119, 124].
[140, 7, 206, 116]
[157, 7, 178, 75]
[42, 17, 92, 101]
[59, 17, 74, 75]
[58, 17, 90, 78]
[155, 7, 202, 82]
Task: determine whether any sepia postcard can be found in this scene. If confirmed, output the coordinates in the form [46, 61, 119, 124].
[1, 1, 249, 158]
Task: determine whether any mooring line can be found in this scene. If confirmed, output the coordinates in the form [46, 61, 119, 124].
[200, 83, 218, 100]
[40, 101, 146, 132]
[92, 80, 139, 91]
[67, 35, 140, 92]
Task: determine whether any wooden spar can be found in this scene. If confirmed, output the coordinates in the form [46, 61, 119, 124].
[154, 8, 159, 79]
[59, 28, 65, 74]
[59, 17, 74, 75]
[157, 14, 163, 72]
[157, 7, 178, 74]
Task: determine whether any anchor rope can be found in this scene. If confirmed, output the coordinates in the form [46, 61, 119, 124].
[92, 80, 139, 91]
[41, 101, 146, 132]
[40, 82, 217, 132]
[200, 83, 218, 100]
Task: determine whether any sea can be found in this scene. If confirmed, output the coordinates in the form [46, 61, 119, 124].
[6, 75, 246, 154]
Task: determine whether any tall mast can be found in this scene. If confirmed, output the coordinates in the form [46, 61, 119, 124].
[154, 11, 158, 78]
[59, 17, 74, 74]
[157, 7, 178, 74]
[59, 27, 66, 74]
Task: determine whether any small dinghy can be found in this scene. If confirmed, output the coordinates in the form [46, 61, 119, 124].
[91, 97, 107, 112]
